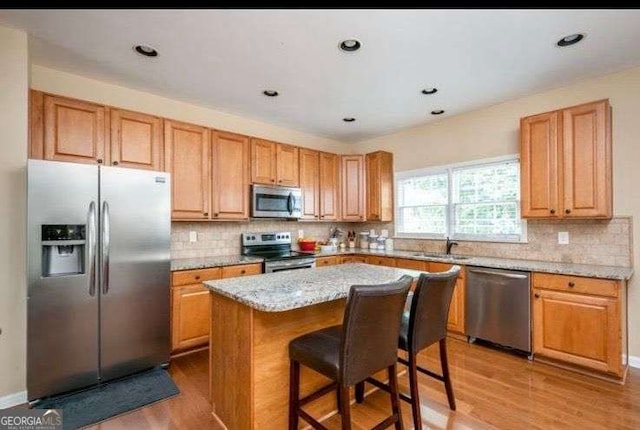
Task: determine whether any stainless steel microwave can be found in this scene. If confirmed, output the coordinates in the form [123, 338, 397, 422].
[251, 185, 302, 219]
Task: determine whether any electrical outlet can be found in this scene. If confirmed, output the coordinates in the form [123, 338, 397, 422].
[189, 231, 198, 243]
[298, 229, 304, 239]
[558, 231, 569, 245]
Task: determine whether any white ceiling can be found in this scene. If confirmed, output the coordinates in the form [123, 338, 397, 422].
[2, 9, 640, 142]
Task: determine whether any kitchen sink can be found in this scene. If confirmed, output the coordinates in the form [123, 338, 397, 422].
[411, 252, 471, 261]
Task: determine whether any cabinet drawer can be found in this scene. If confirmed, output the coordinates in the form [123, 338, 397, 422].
[172, 268, 222, 286]
[429, 262, 465, 279]
[395, 258, 428, 271]
[222, 263, 263, 278]
[316, 256, 338, 266]
[340, 256, 367, 264]
[366, 256, 396, 267]
[533, 273, 618, 298]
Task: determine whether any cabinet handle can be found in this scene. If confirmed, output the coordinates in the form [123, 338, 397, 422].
[271, 179, 275, 183]
[214, 213, 219, 217]
[97, 159, 103, 164]
[320, 215, 324, 219]
[550, 209, 556, 214]
[359, 216, 363, 219]
[112, 161, 119, 166]
[568, 282, 575, 288]
[195, 276, 200, 280]
[565, 209, 571, 214]
[314, 215, 319, 219]
[278, 180, 282, 183]
[534, 293, 540, 299]
[203, 212, 208, 216]
[241, 269, 246, 274]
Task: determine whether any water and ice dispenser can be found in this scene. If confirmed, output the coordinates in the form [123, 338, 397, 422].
[41, 224, 86, 277]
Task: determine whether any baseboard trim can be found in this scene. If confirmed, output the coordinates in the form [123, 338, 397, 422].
[628, 355, 640, 369]
[0, 391, 27, 409]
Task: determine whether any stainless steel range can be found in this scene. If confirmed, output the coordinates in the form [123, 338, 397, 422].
[242, 232, 316, 273]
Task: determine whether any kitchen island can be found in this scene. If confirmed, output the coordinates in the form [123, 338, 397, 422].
[204, 263, 422, 430]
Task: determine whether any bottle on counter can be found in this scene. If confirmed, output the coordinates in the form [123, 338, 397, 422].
[385, 238, 394, 251]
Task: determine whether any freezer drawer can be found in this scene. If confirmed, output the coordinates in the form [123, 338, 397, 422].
[465, 267, 531, 353]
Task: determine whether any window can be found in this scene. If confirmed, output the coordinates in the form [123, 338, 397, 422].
[395, 155, 526, 242]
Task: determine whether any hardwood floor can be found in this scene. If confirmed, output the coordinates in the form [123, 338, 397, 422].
[90, 338, 640, 429]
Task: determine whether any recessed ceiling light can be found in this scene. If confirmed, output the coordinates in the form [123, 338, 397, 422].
[343, 117, 356, 122]
[556, 33, 585, 47]
[263, 90, 279, 97]
[422, 88, 438, 95]
[133, 44, 158, 57]
[431, 110, 445, 115]
[339, 39, 361, 52]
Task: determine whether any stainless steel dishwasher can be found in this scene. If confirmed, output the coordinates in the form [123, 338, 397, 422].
[465, 267, 531, 354]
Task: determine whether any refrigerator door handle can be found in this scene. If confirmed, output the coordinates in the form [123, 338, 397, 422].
[101, 201, 110, 295]
[87, 201, 97, 296]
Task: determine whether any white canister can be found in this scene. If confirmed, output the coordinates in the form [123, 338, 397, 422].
[359, 232, 369, 249]
[385, 238, 394, 251]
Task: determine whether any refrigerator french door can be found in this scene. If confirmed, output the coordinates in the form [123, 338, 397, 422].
[27, 159, 171, 401]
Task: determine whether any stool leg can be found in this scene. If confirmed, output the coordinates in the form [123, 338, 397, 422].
[355, 381, 365, 403]
[339, 385, 352, 430]
[289, 360, 300, 430]
[439, 338, 456, 411]
[337, 385, 341, 413]
[408, 352, 422, 430]
[388, 364, 403, 430]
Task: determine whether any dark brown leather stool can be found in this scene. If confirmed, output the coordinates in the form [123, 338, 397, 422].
[356, 267, 461, 430]
[288, 275, 413, 430]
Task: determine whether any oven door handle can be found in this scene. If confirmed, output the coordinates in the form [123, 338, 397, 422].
[287, 192, 293, 215]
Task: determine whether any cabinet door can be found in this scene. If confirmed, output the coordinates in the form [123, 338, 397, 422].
[221, 263, 262, 278]
[43, 94, 107, 165]
[340, 256, 367, 264]
[341, 155, 365, 221]
[319, 152, 339, 220]
[276, 144, 300, 187]
[251, 138, 277, 185]
[447, 279, 466, 334]
[366, 256, 396, 267]
[316, 256, 338, 267]
[533, 289, 621, 376]
[212, 131, 250, 220]
[171, 284, 210, 352]
[299, 148, 320, 220]
[110, 108, 163, 170]
[562, 100, 612, 218]
[164, 120, 210, 219]
[520, 111, 560, 218]
[366, 151, 394, 222]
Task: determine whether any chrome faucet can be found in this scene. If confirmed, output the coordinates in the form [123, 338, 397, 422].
[445, 237, 458, 255]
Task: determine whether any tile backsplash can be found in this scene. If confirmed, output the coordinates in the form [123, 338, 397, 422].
[171, 217, 633, 267]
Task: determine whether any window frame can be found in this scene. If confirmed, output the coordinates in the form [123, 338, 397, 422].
[394, 154, 527, 243]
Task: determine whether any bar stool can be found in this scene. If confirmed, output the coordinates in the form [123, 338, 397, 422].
[356, 267, 461, 430]
[288, 275, 413, 430]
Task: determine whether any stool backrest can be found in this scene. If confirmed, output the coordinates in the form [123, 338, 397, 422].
[407, 266, 461, 353]
[340, 275, 412, 386]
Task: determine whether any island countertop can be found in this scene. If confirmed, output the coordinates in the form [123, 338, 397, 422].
[203, 263, 421, 312]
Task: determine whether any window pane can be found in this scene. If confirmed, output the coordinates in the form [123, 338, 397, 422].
[453, 162, 519, 204]
[454, 202, 520, 235]
[398, 173, 448, 206]
[398, 206, 446, 235]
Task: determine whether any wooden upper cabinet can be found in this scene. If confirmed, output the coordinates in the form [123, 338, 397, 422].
[319, 152, 339, 220]
[562, 100, 612, 218]
[521, 99, 612, 219]
[110, 108, 163, 170]
[299, 148, 320, 220]
[39, 93, 107, 165]
[211, 131, 250, 220]
[276, 144, 300, 187]
[251, 139, 299, 187]
[341, 155, 365, 221]
[366, 151, 394, 222]
[520, 111, 560, 218]
[251, 138, 277, 185]
[164, 120, 210, 220]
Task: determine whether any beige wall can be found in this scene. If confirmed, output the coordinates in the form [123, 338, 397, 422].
[0, 26, 28, 398]
[353, 65, 640, 357]
[30, 65, 349, 154]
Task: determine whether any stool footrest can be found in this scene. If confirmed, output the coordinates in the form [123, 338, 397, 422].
[299, 381, 338, 407]
[298, 409, 329, 430]
[398, 356, 445, 382]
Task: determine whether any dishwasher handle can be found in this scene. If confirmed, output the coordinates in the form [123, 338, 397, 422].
[467, 268, 528, 279]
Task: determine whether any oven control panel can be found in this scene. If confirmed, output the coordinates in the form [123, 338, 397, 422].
[242, 232, 292, 246]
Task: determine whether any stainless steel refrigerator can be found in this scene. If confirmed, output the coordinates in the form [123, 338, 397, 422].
[27, 159, 171, 402]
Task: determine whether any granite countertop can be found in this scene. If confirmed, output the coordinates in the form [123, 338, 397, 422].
[204, 263, 421, 312]
[171, 255, 263, 271]
[308, 248, 634, 280]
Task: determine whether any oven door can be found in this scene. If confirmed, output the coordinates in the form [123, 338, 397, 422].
[264, 258, 316, 273]
[252, 185, 302, 218]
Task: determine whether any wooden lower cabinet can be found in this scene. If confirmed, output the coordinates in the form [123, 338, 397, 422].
[532, 272, 626, 378]
[366, 255, 396, 267]
[171, 263, 262, 354]
[316, 256, 338, 267]
[340, 256, 367, 264]
[430, 262, 466, 334]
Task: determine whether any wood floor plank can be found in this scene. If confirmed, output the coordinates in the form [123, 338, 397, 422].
[82, 338, 640, 429]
